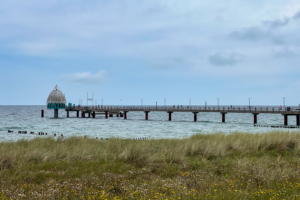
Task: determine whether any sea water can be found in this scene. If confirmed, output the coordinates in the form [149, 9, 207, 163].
[0, 105, 299, 142]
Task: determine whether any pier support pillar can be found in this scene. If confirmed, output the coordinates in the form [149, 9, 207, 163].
[145, 111, 149, 120]
[54, 109, 58, 118]
[41, 110, 44, 118]
[124, 111, 128, 119]
[77, 111, 79, 118]
[92, 111, 95, 118]
[105, 112, 108, 119]
[221, 112, 227, 123]
[297, 115, 300, 126]
[88, 113, 91, 118]
[193, 112, 198, 122]
[284, 115, 288, 125]
[82, 112, 85, 118]
[67, 111, 69, 118]
[168, 112, 172, 121]
[253, 113, 259, 124]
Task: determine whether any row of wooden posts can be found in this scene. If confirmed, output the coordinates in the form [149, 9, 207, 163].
[8, 130, 64, 137]
[41, 110, 300, 126]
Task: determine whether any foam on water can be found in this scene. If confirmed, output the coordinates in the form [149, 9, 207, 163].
[0, 105, 299, 142]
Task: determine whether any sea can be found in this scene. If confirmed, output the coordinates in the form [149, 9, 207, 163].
[0, 105, 299, 142]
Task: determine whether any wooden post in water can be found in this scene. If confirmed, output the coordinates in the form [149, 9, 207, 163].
[54, 109, 58, 118]
[221, 113, 226, 123]
[253, 113, 258, 124]
[168, 112, 172, 121]
[41, 110, 44, 118]
[145, 111, 149, 120]
[284, 115, 288, 125]
[193, 112, 198, 122]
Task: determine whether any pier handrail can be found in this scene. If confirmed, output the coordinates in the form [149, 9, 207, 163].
[66, 105, 300, 114]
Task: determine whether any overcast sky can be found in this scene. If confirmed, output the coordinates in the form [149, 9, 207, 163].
[1, 0, 300, 106]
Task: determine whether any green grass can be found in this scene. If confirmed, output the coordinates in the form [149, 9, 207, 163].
[1, 131, 300, 199]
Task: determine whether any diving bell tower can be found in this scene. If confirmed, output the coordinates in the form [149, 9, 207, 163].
[46, 85, 66, 118]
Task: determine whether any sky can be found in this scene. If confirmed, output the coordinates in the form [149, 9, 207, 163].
[1, 0, 300, 106]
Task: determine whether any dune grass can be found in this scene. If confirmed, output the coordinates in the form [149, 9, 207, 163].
[1, 131, 300, 199]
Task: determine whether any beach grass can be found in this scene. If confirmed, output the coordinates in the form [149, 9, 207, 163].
[1, 131, 300, 199]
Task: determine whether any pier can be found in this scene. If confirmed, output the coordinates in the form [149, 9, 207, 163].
[43, 85, 300, 126]
[63, 105, 300, 126]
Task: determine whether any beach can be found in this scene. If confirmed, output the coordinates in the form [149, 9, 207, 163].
[1, 131, 300, 199]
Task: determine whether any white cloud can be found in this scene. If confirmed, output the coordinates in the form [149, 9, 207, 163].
[0, 0, 300, 79]
[208, 52, 244, 66]
[60, 70, 106, 85]
[273, 47, 296, 58]
[262, 18, 290, 29]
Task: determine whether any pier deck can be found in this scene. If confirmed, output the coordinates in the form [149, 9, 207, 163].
[63, 105, 300, 125]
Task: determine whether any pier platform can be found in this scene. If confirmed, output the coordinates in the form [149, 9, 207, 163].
[63, 105, 300, 126]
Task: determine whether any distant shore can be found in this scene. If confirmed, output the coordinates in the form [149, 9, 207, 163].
[1, 131, 300, 199]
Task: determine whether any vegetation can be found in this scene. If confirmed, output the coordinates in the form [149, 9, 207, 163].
[1, 131, 300, 199]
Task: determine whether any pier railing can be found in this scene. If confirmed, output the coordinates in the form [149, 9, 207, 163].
[66, 105, 300, 114]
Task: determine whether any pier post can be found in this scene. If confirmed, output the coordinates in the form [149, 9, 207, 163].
[221, 112, 226, 123]
[145, 111, 149, 120]
[253, 113, 259, 124]
[124, 111, 127, 119]
[93, 111, 95, 118]
[193, 112, 198, 122]
[41, 110, 44, 118]
[168, 112, 172, 121]
[77, 111, 79, 117]
[82, 112, 85, 118]
[105, 112, 108, 119]
[88, 113, 91, 118]
[54, 109, 58, 118]
[67, 111, 69, 118]
[297, 115, 300, 126]
[284, 115, 288, 125]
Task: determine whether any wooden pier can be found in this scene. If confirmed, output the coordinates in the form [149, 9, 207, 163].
[62, 105, 300, 126]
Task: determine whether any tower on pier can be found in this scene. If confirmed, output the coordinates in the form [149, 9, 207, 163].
[46, 85, 66, 118]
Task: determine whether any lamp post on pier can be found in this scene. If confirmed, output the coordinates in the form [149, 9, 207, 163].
[249, 98, 251, 111]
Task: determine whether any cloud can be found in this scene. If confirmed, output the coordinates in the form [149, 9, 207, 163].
[273, 48, 296, 58]
[229, 25, 288, 45]
[229, 27, 268, 41]
[208, 52, 244, 66]
[293, 11, 300, 20]
[61, 70, 106, 84]
[148, 58, 186, 70]
[262, 17, 289, 29]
